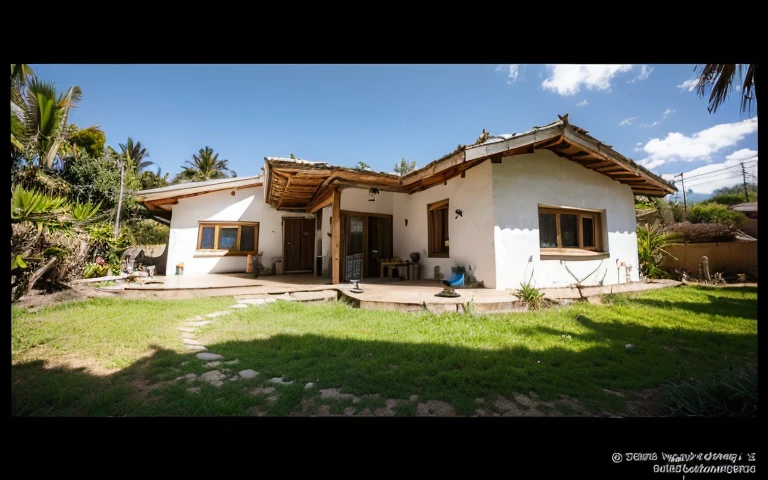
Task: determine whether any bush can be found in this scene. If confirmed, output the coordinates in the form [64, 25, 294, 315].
[122, 219, 169, 246]
[659, 360, 757, 417]
[662, 222, 737, 243]
[637, 223, 679, 279]
[688, 202, 745, 228]
[513, 282, 547, 310]
[705, 193, 749, 206]
[668, 201, 685, 223]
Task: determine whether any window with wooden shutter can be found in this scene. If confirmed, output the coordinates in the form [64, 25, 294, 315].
[196, 222, 260, 255]
[427, 199, 449, 258]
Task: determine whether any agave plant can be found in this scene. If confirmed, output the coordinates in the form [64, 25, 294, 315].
[637, 223, 678, 279]
[10, 184, 70, 228]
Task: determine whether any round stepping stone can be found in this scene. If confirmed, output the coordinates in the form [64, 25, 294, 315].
[196, 352, 224, 361]
[199, 370, 226, 387]
[205, 310, 232, 318]
[183, 338, 204, 345]
[204, 361, 221, 368]
[305, 382, 315, 390]
[238, 369, 259, 379]
[228, 304, 248, 309]
[185, 373, 198, 380]
[223, 360, 239, 365]
[185, 345, 207, 351]
[181, 332, 196, 339]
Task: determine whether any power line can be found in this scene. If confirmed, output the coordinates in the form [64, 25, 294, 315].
[674, 159, 757, 182]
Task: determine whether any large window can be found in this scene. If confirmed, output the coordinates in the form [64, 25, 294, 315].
[197, 222, 259, 255]
[538, 206, 603, 252]
[428, 199, 449, 258]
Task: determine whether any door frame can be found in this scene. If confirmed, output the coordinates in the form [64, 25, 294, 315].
[340, 210, 393, 282]
[282, 216, 315, 273]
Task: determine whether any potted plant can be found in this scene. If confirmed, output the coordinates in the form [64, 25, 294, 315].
[176, 262, 184, 275]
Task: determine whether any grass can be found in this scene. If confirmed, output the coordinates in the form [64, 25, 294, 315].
[11, 285, 757, 416]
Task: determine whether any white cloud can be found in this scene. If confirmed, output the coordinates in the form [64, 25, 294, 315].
[674, 151, 758, 194]
[677, 78, 698, 92]
[619, 117, 636, 126]
[497, 64, 521, 84]
[628, 65, 653, 83]
[576, 99, 588, 107]
[640, 108, 675, 128]
[541, 64, 633, 96]
[636, 142, 643, 146]
[636, 117, 758, 170]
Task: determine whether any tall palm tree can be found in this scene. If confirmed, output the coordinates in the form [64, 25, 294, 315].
[695, 64, 757, 114]
[119, 137, 153, 173]
[12, 77, 82, 169]
[175, 146, 235, 182]
[10, 64, 35, 86]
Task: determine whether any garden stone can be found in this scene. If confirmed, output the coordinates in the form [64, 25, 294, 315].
[199, 370, 227, 387]
[185, 345, 206, 351]
[177, 327, 197, 333]
[183, 338, 204, 345]
[305, 382, 315, 390]
[228, 304, 248, 309]
[625, 344, 635, 349]
[223, 360, 239, 365]
[181, 332, 197, 339]
[238, 369, 259, 379]
[204, 361, 221, 368]
[196, 352, 224, 361]
[268, 377, 294, 386]
[187, 387, 201, 393]
[205, 311, 232, 318]
[186, 321, 211, 327]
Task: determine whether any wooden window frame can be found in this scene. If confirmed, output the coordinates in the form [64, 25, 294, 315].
[196, 221, 259, 256]
[538, 206, 605, 258]
[427, 199, 450, 258]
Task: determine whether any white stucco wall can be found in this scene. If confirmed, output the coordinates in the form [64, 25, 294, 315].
[392, 160, 497, 287]
[492, 150, 640, 290]
[340, 187, 395, 214]
[166, 186, 313, 275]
[319, 205, 332, 276]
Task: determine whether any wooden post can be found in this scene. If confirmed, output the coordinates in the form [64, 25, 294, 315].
[332, 187, 341, 285]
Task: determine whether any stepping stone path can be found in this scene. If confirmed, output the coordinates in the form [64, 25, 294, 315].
[196, 353, 224, 361]
[239, 369, 259, 379]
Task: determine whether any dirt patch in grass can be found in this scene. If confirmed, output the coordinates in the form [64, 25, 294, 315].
[34, 353, 120, 377]
[625, 387, 664, 416]
[16, 284, 118, 311]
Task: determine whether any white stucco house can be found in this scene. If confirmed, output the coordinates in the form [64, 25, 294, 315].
[135, 115, 675, 289]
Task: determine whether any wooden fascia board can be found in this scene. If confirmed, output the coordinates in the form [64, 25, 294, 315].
[464, 127, 563, 162]
[307, 188, 335, 213]
[563, 129, 675, 194]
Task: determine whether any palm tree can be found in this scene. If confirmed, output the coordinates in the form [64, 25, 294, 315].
[119, 137, 153, 173]
[12, 77, 82, 169]
[393, 158, 417, 176]
[10, 64, 35, 86]
[353, 161, 371, 171]
[175, 146, 236, 182]
[140, 167, 170, 190]
[695, 64, 757, 114]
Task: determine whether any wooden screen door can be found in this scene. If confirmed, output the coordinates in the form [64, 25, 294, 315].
[283, 218, 315, 272]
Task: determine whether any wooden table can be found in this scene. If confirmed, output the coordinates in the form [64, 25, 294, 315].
[380, 260, 414, 280]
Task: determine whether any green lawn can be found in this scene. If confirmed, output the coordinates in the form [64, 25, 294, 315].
[11, 285, 757, 416]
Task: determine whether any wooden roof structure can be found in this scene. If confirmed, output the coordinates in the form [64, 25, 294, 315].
[135, 175, 264, 219]
[265, 115, 676, 212]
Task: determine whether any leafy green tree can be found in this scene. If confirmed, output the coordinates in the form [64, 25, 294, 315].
[174, 146, 236, 182]
[140, 168, 170, 190]
[393, 158, 416, 176]
[694, 64, 757, 114]
[63, 150, 141, 212]
[69, 125, 106, 158]
[711, 183, 757, 202]
[119, 137, 153, 174]
[705, 193, 750, 206]
[353, 161, 371, 171]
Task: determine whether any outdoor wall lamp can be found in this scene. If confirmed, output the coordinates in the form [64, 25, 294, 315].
[455, 209, 463, 219]
[368, 188, 380, 201]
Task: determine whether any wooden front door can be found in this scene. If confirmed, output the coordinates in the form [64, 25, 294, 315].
[283, 217, 315, 272]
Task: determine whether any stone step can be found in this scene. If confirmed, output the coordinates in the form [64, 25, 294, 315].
[185, 344, 207, 352]
[183, 338, 204, 346]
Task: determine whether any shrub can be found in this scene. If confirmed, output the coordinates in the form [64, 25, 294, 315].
[122, 219, 169, 246]
[661, 222, 737, 243]
[688, 202, 745, 228]
[705, 193, 749, 206]
[658, 360, 757, 417]
[513, 282, 547, 310]
[637, 223, 679, 279]
[668, 201, 685, 223]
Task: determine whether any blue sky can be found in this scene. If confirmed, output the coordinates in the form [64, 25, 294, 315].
[32, 64, 757, 195]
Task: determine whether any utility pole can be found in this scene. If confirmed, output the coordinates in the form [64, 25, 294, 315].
[675, 172, 687, 221]
[741, 162, 750, 202]
[113, 157, 125, 237]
